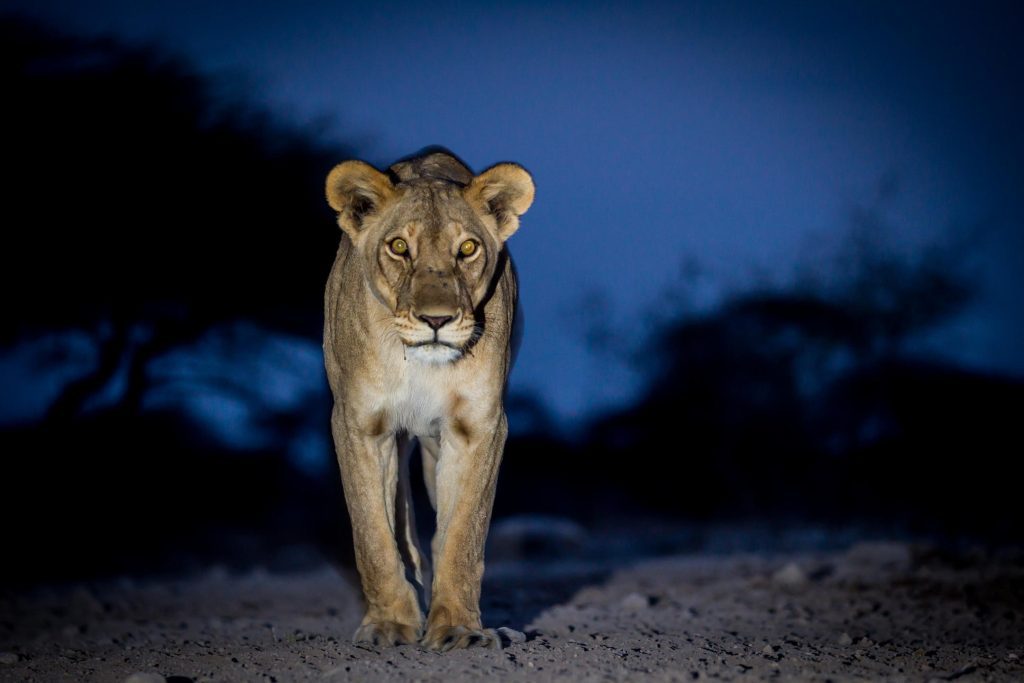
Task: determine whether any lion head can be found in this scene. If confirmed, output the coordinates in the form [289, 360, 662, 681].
[325, 151, 534, 363]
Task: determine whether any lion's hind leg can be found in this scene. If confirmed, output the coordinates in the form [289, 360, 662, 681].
[396, 435, 430, 594]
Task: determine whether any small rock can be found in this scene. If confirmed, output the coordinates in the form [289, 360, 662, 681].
[1007, 653, 1018, 661]
[488, 515, 587, 560]
[772, 562, 807, 586]
[497, 627, 526, 644]
[762, 644, 775, 655]
[844, 542, 912, 572]
[838, 633, 853, 646]
[72, 587, 104, 613]
[807, 564, 835, 581]
[858, 637, 874, 647]
[620, 592, 651, 610]
[0, 652, 18, 665]
[124, 673, 165, 683]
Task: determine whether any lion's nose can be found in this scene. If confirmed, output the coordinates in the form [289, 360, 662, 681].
[418, 314, 454, 331]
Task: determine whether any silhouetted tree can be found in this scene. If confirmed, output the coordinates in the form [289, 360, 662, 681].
[0, 15, 350, 423]
[582, 218, 1013, 527]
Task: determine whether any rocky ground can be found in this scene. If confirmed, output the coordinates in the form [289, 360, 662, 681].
[1, 534, 1022, 682]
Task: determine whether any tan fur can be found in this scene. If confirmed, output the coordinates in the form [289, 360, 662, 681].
[323, 151, 534, 651]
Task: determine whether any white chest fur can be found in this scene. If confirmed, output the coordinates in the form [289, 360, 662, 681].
[382, 355, 457, 438]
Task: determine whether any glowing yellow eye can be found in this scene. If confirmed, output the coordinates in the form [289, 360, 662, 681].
[389, 238, 408, 255]
[459, 240, 477, 257]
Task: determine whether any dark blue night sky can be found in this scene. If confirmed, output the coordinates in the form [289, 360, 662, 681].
[3, 0, 1022, 423]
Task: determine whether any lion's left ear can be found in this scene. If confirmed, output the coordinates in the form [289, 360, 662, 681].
[464, 163, 535, 242]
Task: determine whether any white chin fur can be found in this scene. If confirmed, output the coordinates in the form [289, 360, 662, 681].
[406, 344, 462, 364]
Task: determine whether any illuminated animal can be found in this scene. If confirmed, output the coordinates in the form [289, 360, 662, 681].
[323, 150, 533, 650]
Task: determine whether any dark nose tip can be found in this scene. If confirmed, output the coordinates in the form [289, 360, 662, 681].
[418, 314, 454, 331]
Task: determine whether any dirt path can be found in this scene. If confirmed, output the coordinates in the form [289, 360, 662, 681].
[2, 541, 1022, 682]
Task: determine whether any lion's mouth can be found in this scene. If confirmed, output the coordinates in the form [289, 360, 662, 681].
[404, 327, 464, 350]
[395, 317, 474, 358]
[406, 339, 461, 350]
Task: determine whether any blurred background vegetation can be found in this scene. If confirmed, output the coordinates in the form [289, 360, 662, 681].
[1, 15, 1020, 586]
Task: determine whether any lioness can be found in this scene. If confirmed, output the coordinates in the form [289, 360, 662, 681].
[323, 150, 534, 650]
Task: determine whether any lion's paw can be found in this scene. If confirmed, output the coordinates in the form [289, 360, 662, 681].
[353, 621, 421, 647]
[421, 625, 500, 652]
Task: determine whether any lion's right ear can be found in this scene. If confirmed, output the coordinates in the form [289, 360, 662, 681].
[325, 161, 395, 238]
[464, 163, 535, 242]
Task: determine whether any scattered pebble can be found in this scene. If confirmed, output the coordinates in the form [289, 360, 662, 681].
[838, 633, 853, 646]
[772, 562, 807, 586]
[620, 592, 651, 610]
[1007, 653, 1018, 661]
[0, 652, 18, 665]
[762, 644, 775, 655]
[124, 674, 165, 683]
[497, 627, 526, 644]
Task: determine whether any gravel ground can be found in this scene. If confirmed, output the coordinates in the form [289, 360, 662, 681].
[1, 540, 1022, 682]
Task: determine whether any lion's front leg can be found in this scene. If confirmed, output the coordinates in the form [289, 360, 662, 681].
[332, 406, 423, 646]
[421, 411, 506, 651]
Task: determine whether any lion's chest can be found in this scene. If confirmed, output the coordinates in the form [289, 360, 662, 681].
[381, 360, 456, 438]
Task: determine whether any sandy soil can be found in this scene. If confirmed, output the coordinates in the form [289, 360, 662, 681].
[2, 540, 1022, 682]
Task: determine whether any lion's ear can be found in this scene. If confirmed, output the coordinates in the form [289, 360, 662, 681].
[325, 160, 395, 239]
[465, 163, 535, 242]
